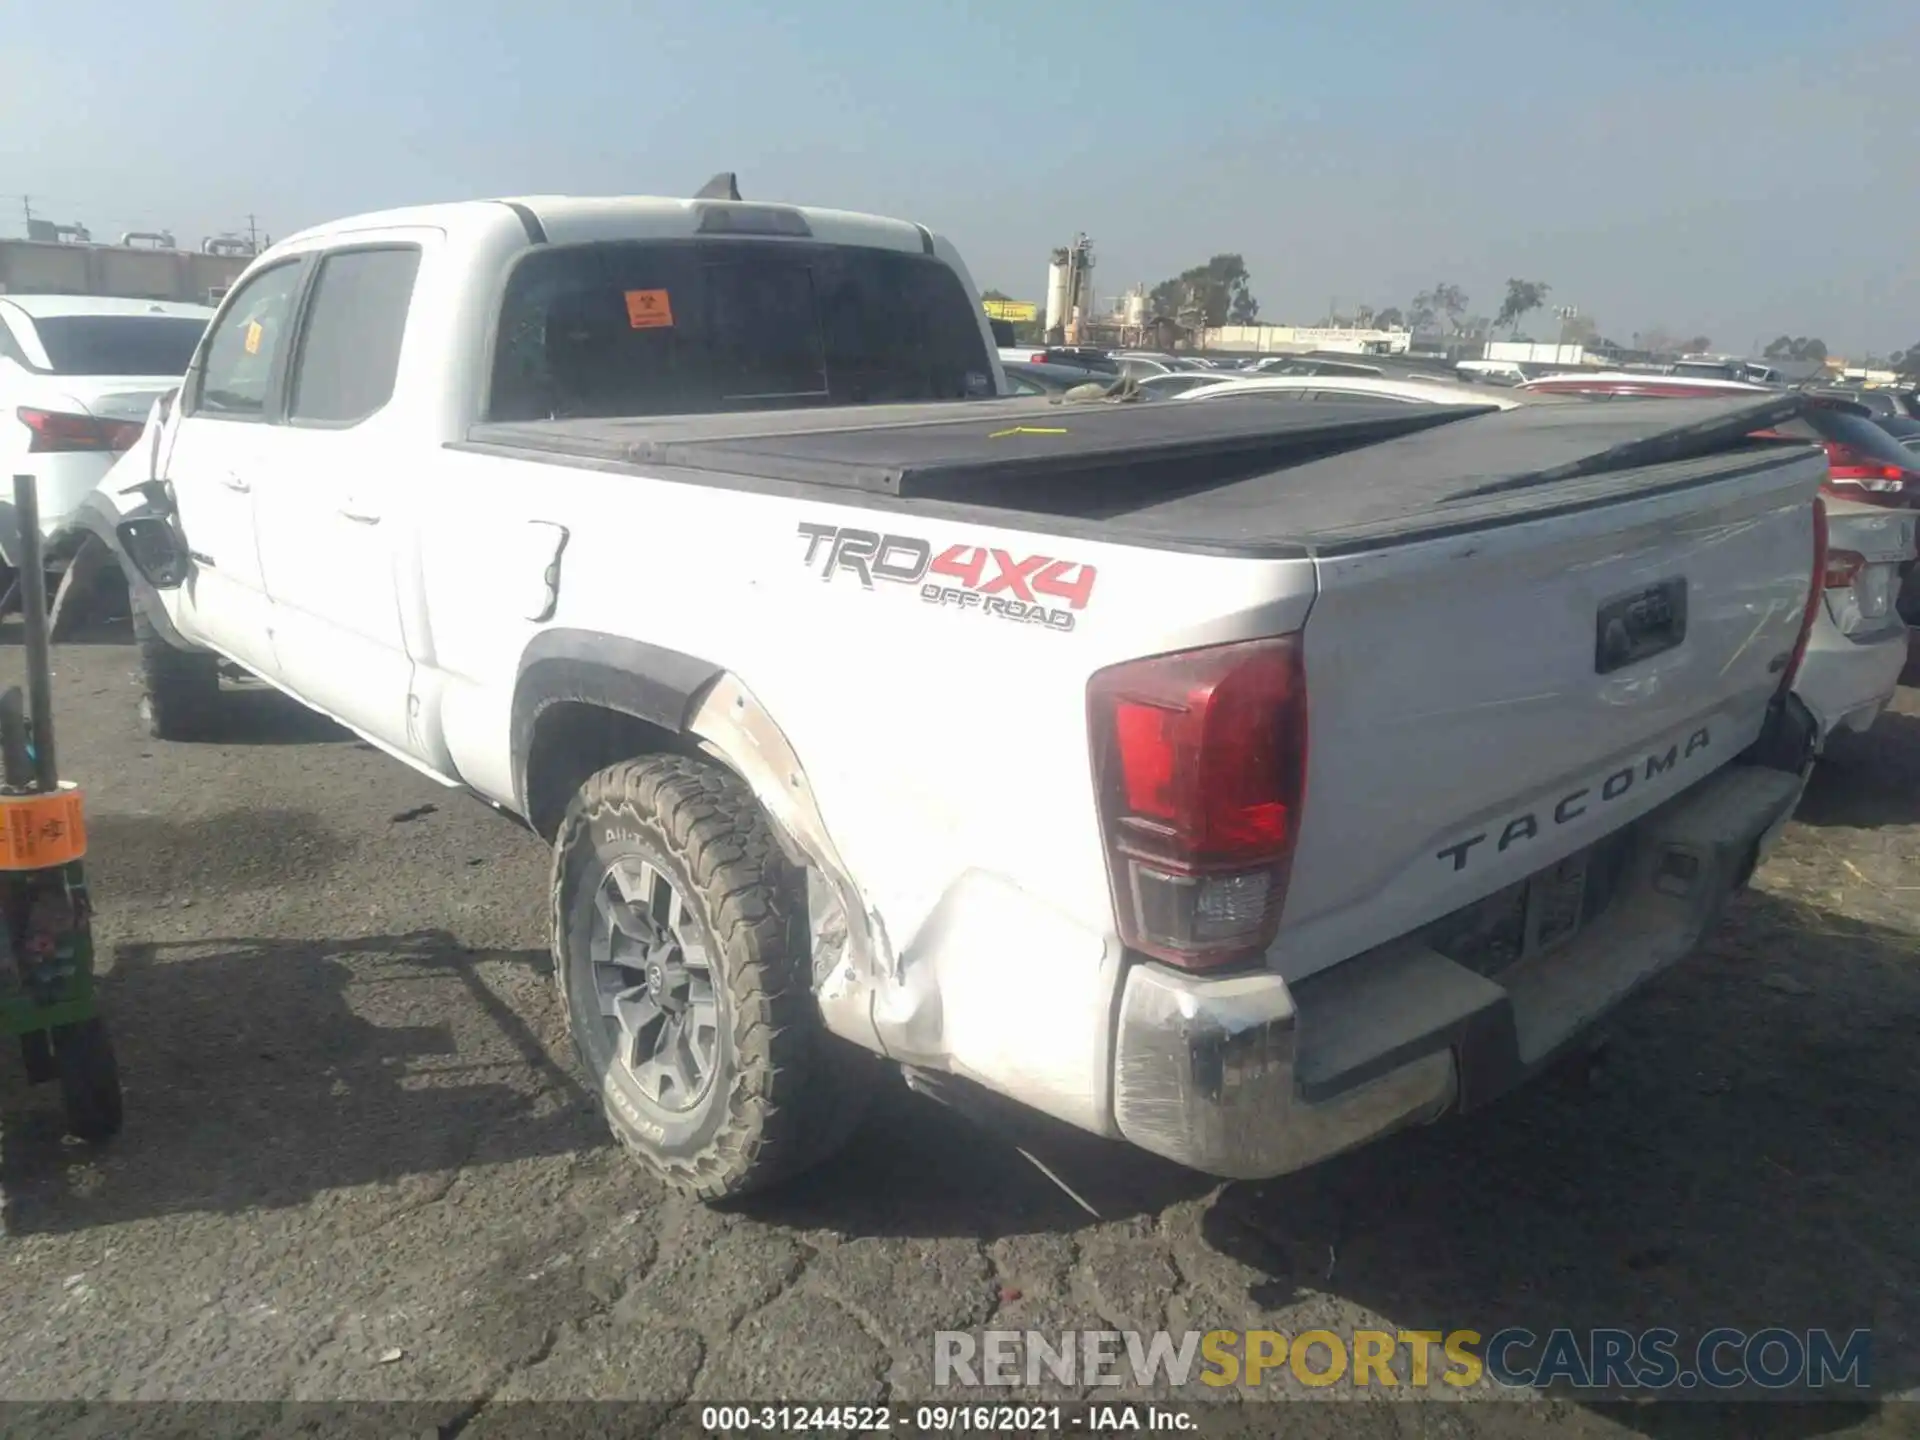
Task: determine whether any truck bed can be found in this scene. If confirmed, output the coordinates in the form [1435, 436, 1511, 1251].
[460, 390, 1809, 557]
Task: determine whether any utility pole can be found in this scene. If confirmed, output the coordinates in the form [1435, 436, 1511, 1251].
[21, 195, 31, 232]
[246, 214, 259, 252]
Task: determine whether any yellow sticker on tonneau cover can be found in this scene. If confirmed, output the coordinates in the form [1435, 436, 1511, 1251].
[624, 289, 673, 329]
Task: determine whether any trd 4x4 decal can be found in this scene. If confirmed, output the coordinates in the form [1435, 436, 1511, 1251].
[795, 522, 1096, 633]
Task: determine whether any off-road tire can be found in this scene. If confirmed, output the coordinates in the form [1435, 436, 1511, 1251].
[133, 606, 221, 741]
[551, 754, 874, 1200]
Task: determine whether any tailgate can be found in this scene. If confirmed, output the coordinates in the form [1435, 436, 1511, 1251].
[1273, 443, 1823, 983]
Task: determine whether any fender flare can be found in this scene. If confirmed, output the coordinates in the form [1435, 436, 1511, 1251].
[508, 628, 723, 818]
[510, 630, 895, 1056]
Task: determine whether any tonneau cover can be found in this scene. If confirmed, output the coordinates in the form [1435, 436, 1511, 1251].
[461, 389, 1812, 555]
[467, 396, 1490, 499]
[1116, 391, 1807, 551]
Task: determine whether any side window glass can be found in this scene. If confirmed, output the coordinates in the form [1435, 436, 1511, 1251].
[288, 247, 423, 425]
[195, 262, 305, 418]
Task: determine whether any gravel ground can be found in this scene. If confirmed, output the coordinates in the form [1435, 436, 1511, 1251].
[1, 626, 1916, 1438]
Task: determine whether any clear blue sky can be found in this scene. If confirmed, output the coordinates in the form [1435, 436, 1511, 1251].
[3, 0, 1913, 356]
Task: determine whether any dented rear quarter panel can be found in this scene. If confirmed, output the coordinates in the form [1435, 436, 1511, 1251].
[414, 443, 1319, 1130]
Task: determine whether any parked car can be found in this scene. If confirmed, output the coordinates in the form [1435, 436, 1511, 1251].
[92, 188, 1828, 1208]
[1249, 355, 1390, 379]
[996, 345, 1115, 375]
[1671, 358, 1784, 385]
[1804, 385, 1920, 422]
[1001, 361, 1106, 396]
[1129, 371, 1251, 398]
[1454, 359, 1529, 385]
[1111, 352, 1210, 378]
[0, 294, 212, 583]
[1521, 372, 1916, 739]
[1175, 373, 1529, 410]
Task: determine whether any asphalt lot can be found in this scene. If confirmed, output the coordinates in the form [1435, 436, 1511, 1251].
[1, 623, 1916, 1437]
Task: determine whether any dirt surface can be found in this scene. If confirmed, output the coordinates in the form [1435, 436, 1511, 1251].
[1, 627, 1916, 1437]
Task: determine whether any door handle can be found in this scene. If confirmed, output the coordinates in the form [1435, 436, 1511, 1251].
[339, 503, 381, 525]
[220, 472, 250, 493]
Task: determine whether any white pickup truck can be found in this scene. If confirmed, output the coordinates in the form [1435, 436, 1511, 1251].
[87, 184, 1832, 1202]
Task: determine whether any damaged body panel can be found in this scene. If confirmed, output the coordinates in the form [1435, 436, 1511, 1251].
[97, 189, 1831, 1192]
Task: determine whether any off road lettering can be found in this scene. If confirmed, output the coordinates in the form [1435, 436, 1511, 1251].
[797, 520, 1094, 632]
[1436, 726, 1713, 873]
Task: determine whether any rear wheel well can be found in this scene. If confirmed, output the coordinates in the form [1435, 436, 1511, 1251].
[523, 701, 691, 841]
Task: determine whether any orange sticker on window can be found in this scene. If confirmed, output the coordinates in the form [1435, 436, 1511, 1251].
[624, 289, 673, 329]
[243, 320, 263, 355]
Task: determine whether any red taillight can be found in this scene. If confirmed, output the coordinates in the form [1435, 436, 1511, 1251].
[1029, 353, 1048, 365]
[1087, 635, 1307, 970]
[1824, 549, 1865, 590]
[1781, 495, 1828, 696]
[16, 407, 144, 454]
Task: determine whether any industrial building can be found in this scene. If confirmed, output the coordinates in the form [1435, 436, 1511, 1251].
[1, 222, 262, 306]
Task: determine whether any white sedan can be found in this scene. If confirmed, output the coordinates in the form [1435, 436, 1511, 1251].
[1, 294, 211, 579]
[1171, 373, 1527, 408]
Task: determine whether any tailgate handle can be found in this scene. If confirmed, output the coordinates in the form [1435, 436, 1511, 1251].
[1595, 577, 1688, 674]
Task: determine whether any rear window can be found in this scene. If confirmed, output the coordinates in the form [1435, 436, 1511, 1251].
[488, 239, 995, 422]
[29, 315, 207, 377]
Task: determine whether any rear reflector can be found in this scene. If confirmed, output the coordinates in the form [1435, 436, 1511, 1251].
[1087, 635, 1307, 970]
[1782, 495, 1828, 696]
[17, 406, 144, 454]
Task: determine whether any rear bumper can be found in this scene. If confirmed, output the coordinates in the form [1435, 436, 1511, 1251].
[1110, 709, 1812, 1180]
[1794, 610, 1909, 738]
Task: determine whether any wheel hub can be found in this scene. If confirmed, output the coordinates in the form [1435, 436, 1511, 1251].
[585, 858, 720, 1115]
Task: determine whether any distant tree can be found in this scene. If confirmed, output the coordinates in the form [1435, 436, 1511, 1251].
[1680, 335, 1712, 354]
[1896, 344, 1920, 378]
[1494, 280, 1551, 338]
[1410, 283, 1468, 334]
[1148, 254, 1258, 329]
[982, 289, 1012, 301]
[1374, 306, 1405, 330]
[1763, 335, 1828, 363]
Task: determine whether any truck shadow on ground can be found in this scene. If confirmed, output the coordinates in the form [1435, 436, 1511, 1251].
[190, 682, 356, 745]
[0, 929, 601, 1236]
[773, 883, 1917, 1435]
[1793, 710, 1920, 829]
[1195, 886, 1917, 1434]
